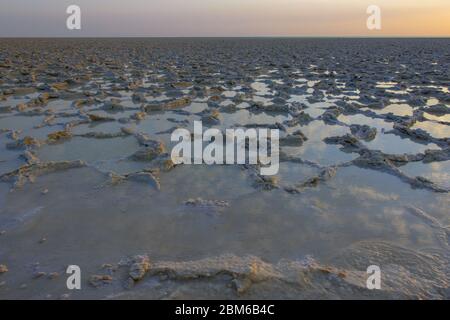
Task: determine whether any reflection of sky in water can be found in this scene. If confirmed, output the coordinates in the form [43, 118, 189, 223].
[221, 109, 288, 128]
[369, 103, 414, 117]
[338, 113, 393, 131]
[300, 120, 350, 141]
[0, 93, 41, 108]
[251, 95, 273, 106]
[0, 115, 45, 131]
[37, 136, 140, 163]
[275, 161, 319, 185]
[72, 121, 130, 135]
[363, 133, 440, 154]
[184, 102, 208, 113]
[251, 81, 272, 96]
[412, 120, 450, 139]
[339, 112, 444, 154]
[424, 112, 450, 123]
[0, 136, 24, 175]
[400, 160, 450, 189]
[376, 81, 398, 89]
[285, 141, 358, 166]
[303, 101, 337, 118]
[282, 120, 358, 165]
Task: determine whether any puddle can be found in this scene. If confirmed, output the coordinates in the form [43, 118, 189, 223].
[0, 115, 46, 131]
[284, 141, 358, 166]
[37, 136, 140, 163]
[364, 132, 441, 154]
[412, 121, 450, 139]
[370, 103, 414, 117]
[339, 114, 393, 131]
[275, 161, 320, 185]
[221, 109, 288, 128]
[424, 112, 450, 123]
[400, 160, 450, 190]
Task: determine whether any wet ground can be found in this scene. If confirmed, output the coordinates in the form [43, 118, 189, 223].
[0, 38, 449, 299]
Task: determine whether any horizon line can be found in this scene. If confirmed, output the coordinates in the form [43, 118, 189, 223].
[1, 35, 449, 39]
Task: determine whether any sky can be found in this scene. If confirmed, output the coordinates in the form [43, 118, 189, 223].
[0, 0, 449, 37]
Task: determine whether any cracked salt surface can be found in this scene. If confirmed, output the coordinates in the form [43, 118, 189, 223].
[0, 38, 449, 299]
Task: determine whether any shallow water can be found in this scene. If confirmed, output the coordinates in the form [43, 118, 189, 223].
[372, 103, 414, 117]
[401, 161, 450, 191]
[412, 121, 450, 139]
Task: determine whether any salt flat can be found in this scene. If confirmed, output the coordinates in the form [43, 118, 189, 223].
[0, 38, 449, 299]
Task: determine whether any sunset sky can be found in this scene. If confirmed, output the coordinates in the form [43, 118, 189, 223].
[1, 0, 449, 37]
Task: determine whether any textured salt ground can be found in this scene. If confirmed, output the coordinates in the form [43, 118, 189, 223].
[0, 38, 449, 299]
